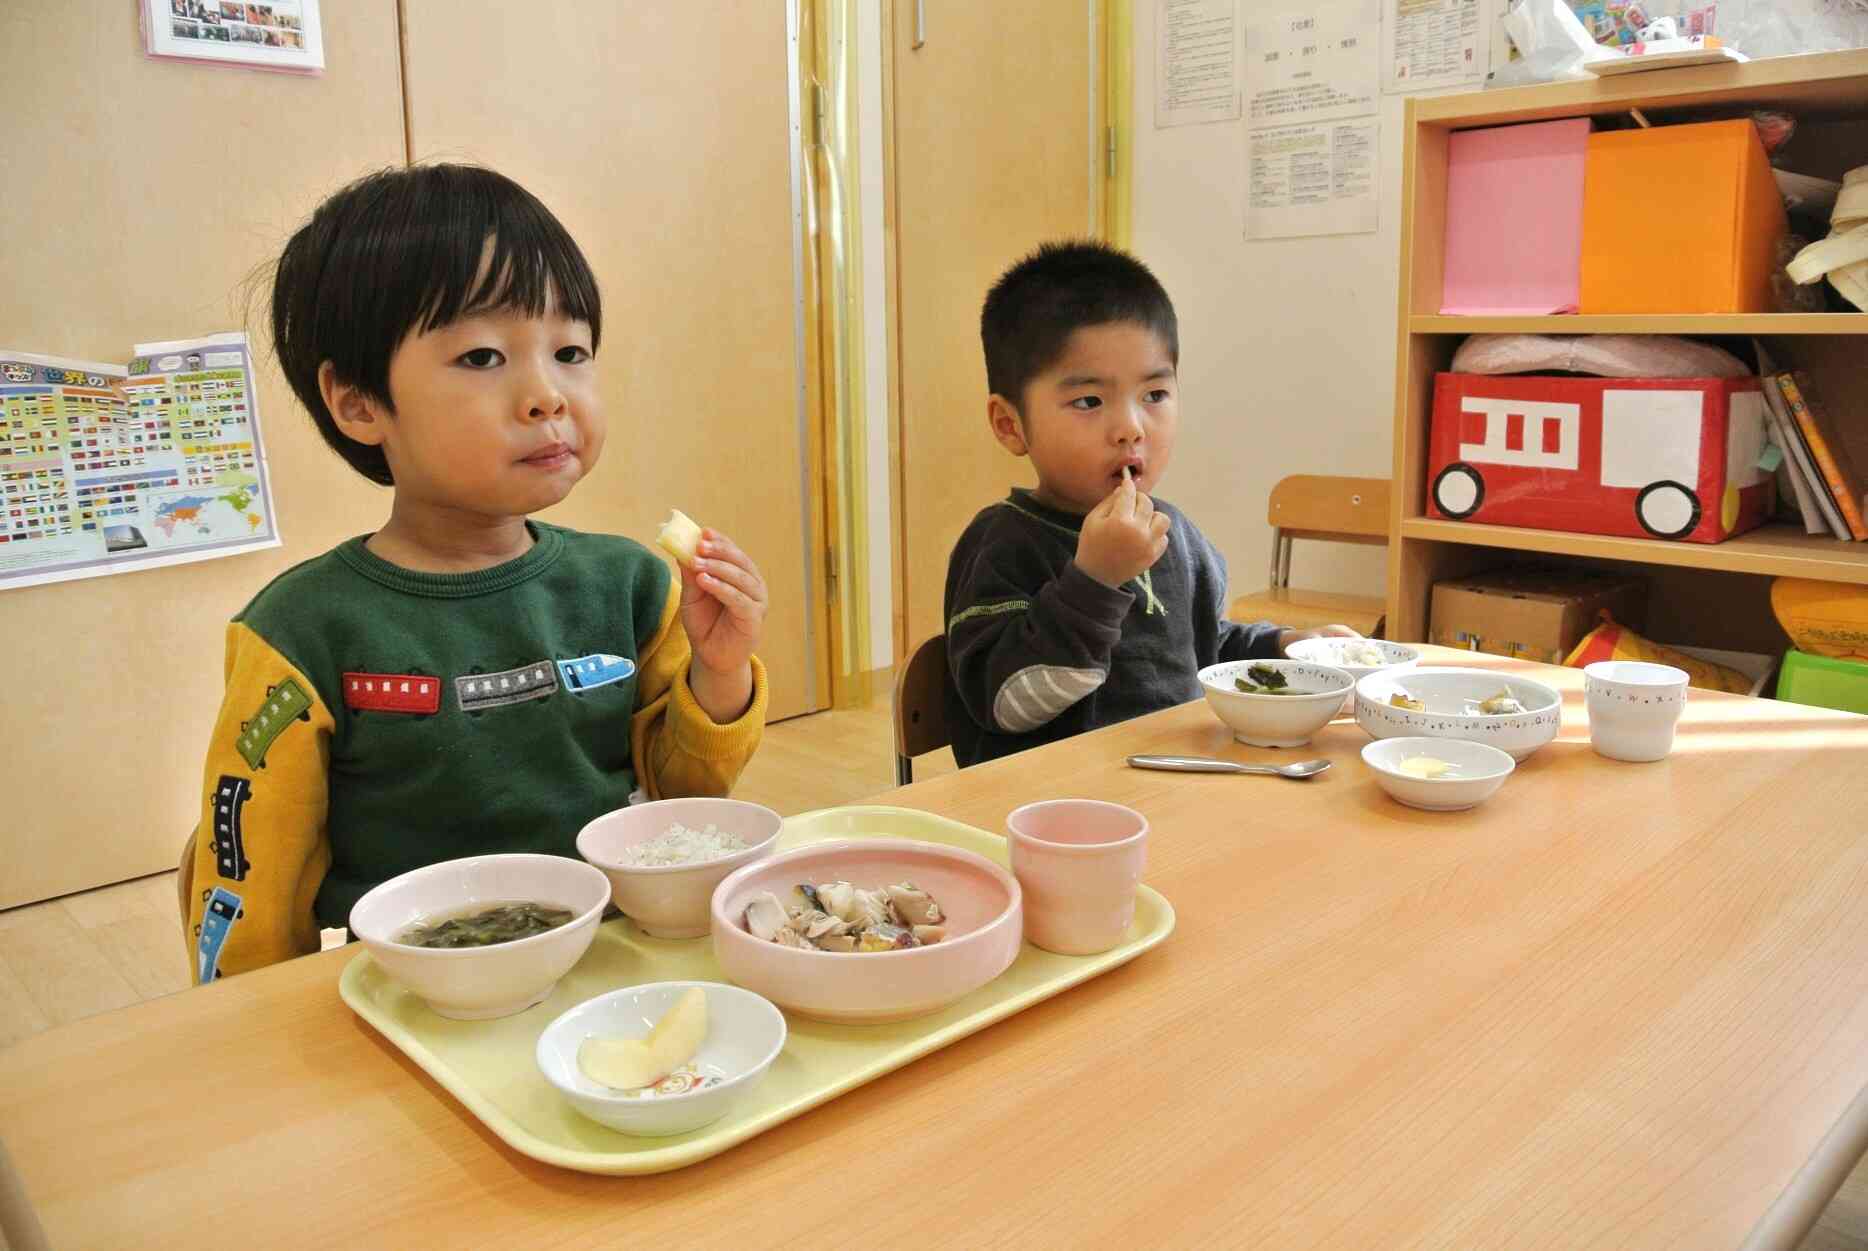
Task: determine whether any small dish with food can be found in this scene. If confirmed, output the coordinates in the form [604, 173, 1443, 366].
[349, 853, 612, 1020]
[1354, 667, 1563, 761]
[577, 797, 784, 939]
[536, 980, 786, 1137]
[1283, 637, 1420, 714]
[711, 838, 1022, 1024]
[1196, 659, 1356, 748]
[1360, 736, 1515, 811]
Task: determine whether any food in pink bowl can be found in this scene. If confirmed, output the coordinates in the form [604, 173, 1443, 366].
[710, 839, 1022, 1024]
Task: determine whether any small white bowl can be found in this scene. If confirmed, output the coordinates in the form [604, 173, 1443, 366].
[577, 798, 783, 939]
[1197, 659, 1355, 748]
[536, 981, 786, 1137]
[1361, 736, 1515, 811]
[1355, 667, 1563, 761]
[349, 854, 612, 1020]
[1284, 637, 1421, 714]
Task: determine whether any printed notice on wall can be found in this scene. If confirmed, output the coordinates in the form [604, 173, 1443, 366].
[1382, 0, 1488, 93]
[1246, 120, 1379, 238]
[0, 332, 280, 592]
[1243, 0, 1378, 127]
[1156, 0, 1240, 128]
[1243, 0, 1379, 238]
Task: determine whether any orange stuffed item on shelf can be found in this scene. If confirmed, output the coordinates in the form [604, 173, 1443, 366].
[1771, 578, 1868, 662]
[1564, 614, 1754, 694]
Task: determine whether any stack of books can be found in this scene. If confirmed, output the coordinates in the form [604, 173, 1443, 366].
[1762, 370, 1868, 542]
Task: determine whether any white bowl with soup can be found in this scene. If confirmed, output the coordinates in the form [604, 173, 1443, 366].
[1197, 659, 1356, 748]
[349, 853, 612, 1020]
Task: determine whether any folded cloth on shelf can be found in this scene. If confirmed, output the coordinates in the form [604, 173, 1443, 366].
[1450, 333, 1752, 378]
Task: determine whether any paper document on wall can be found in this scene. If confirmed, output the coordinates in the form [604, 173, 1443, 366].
[1244, 0, 1378, 126]
[1247, 120, 1379, 238]
[1382, 0, 1489, 93]
[0, 332, 280, 591]
[1156, 0, 1241, 128]
[1243, 0, 1379, 238]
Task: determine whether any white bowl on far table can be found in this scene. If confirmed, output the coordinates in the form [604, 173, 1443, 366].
[1355, 667, 1563, 761]
[349, 853, 612, 1020]
[1284, 637, 1421, 714]
[577, 798, 783, 939]
[1197, 659, 1355, 748]
[1361, 736, 1515, 811]
[536, 980, 787, 1137]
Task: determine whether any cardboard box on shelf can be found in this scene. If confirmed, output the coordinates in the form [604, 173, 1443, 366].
[1580, 119, 1787, 314]
[1441, 118, 1589, 315]
[1427, 373, 1774, 544]
[1430, 569, 1648, 664]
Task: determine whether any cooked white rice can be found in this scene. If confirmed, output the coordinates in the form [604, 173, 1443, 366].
[617, 822, 751, 867]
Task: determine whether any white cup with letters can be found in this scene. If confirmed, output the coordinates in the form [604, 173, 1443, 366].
[1584, 661, 1689, 762]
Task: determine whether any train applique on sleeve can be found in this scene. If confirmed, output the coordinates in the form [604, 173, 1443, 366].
[195, 886, 244, 982]
[210, 775, 253, 881]
[235, 678, 314, 769]
[557, 654, 637, 692]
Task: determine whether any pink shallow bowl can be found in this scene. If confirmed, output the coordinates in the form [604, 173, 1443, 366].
[710, 839, 1023, 1024]
[577, 798, 783, 939]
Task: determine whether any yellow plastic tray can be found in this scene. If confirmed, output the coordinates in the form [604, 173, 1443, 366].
[338, 804, 1175, 1175]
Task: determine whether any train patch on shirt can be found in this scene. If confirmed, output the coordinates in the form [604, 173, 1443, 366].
[210, 775, 253, 881]
[456, 660, 557, 711]
[343, 672, 442, 715]
[558, 653, 636, 692]
[196, 885, 243, 982]
[236, 678, 313, 769]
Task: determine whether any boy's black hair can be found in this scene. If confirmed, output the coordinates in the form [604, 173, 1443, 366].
[979, 240, 1178, 418]
[271, 163, 601, 485]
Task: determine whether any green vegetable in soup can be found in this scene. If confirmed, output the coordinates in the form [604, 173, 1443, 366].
[396, 901, 575, 949]
[1236, 664, 1294, 694]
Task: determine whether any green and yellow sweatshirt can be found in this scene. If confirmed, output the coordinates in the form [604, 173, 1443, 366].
[181, 522, 766, 982]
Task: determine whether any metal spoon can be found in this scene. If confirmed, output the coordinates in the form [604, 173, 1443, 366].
[1127, 754, 1332, 779]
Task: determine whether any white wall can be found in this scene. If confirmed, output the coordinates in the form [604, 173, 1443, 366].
[1130, 1, 1405, 607]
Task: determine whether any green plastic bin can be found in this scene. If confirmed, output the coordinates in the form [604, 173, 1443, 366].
[1776, 649, 1868, 715]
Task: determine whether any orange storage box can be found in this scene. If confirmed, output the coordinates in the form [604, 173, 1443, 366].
[1580, 120, 1787, 314]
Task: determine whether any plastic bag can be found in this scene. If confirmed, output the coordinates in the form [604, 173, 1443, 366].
[1491, 0, 1621, 86]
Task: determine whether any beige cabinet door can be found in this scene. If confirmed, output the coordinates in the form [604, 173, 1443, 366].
[0, 5, 407, 910]
[403, 1, 828, 722]
[891, 0, 1102, 654]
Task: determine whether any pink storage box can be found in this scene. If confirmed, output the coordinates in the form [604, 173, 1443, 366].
[1440, 118, 1590, 315]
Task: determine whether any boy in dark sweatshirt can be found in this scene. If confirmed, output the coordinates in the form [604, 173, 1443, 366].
[943, 241, 1358, 766]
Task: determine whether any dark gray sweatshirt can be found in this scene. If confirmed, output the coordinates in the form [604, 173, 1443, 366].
[943, 489, 1283, 766]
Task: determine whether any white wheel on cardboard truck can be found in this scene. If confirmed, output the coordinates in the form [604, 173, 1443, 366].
[1635, 480, 1701, 539]
[1432, 463, 1484, 519]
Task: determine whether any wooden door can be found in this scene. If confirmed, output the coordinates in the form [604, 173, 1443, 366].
[890, 0, 1102, 654]
[0, 4, 406, 909]
[403, 1, 829, 722]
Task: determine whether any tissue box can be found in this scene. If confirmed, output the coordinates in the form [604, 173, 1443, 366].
[1441, 119, 1589, 315]
[1427, 372, 1774, 543]
[1580, 119, 1787, 313]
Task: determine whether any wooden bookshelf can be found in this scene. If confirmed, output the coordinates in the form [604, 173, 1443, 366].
[1386, 49, 1868, 646]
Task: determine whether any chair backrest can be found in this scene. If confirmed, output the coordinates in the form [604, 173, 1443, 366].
[893, 634, 953, 761]
[1267, 475, 1390, 546]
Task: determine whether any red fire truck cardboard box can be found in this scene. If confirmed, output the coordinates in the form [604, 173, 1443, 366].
[1426, 373, 1773, 543]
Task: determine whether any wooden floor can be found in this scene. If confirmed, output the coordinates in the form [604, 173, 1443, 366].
[1, 690, 1862, 1249]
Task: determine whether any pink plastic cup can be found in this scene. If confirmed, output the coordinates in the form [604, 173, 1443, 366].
[1005, 800, 1149, 956]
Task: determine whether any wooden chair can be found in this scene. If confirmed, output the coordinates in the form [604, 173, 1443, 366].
[1229, 475, 1390, 638]
[893, 635, 953, 786]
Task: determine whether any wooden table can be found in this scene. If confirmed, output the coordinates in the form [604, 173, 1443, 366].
[7, 649, 1868, 1249]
